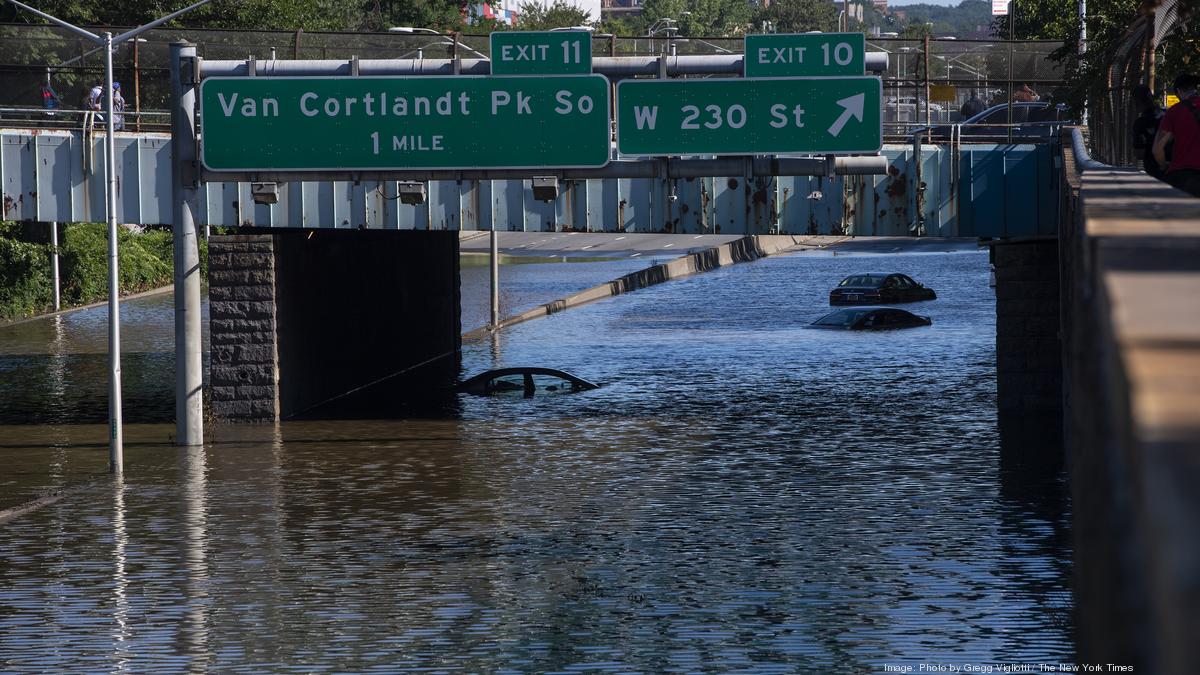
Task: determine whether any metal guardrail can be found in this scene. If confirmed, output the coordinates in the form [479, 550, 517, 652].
[0, 106, 171, 131]
[1069, 126, 1109, 172]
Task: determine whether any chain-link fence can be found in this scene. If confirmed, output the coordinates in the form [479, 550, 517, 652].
[0, 23, 1069, 137]
[1085, 0, 1197, 168]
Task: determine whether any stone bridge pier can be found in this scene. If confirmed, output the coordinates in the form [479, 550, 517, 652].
[207, 229, 461, 421]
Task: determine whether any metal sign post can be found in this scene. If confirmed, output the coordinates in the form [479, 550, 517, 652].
[171, 43, 204, 448]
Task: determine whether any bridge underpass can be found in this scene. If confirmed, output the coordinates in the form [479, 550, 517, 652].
[2, 41, 1198, 672]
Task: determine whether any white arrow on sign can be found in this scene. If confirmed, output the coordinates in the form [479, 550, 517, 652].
[827, 93, 866, 138]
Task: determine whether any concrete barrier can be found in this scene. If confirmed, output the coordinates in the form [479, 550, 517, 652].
[463, 234, 841, 340]
[1062, 146, 1200, 673]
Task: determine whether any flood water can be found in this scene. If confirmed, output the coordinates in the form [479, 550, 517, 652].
[0, 245, 1073, 672]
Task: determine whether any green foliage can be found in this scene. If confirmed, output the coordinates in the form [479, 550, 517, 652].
[599, 16, 648, 37]
[901, 23, 935, 40]
[0, 237, 52, 320]
[356, 0, 466, 33]
[59, 224, 173, 304]
[641, 0, 752, 38]
[752, 0, 837, 34]
[516, 1, 594, 30]
[888, 1, 992, 38]
[0, 223, 200, 319]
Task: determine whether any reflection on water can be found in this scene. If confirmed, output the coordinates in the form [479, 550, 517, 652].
[0, 248, 1072, 671]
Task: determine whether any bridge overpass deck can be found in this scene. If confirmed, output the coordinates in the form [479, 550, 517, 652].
[0, 127, 1061, 238]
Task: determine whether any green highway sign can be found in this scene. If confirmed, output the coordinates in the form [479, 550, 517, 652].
[490, 30, 592, 75]
[743, 33, 865, 77]
[199, 75, 611, 171]
[616, 77, 882, 156]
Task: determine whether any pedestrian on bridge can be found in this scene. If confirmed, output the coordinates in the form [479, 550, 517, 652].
[1131, 84, 1166, 179]
[1154, 73, 1200, 197]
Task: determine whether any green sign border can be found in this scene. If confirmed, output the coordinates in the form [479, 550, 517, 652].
[198, 74, 612, 172]
[489, 30, 593, 75]
[615, 76, 883, 157]
[743, 33, 866, 78]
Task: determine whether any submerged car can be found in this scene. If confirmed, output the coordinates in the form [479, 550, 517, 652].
[829, 273, 936, 305]
[457, 367, 600, 398]
[810, 307, 932, 331]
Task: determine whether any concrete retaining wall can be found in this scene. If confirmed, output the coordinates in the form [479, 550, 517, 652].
[1061, 153, 1200, 673]
[464, 234, 817, 340]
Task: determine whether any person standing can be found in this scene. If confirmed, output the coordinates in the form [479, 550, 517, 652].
[1154, 73, 1200, 197]
[1131, 84, 1165, 179]
[110, 82, 126, 130]
[86, 83, 102, 110]
[960, 94, 985, 120]
[1013, 84, 1040, 102]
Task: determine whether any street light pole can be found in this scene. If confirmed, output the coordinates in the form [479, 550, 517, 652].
[103, 30, 124, 469]
[4, 0, 216, 472]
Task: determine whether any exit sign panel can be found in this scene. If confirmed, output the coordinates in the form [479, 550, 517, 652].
[490, 31, 592, 75]
[200, 75, 612, 171]
[617, 77, 882, 156]
[743, 33, 865, 77]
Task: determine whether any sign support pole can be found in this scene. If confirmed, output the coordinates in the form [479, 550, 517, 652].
[171, 42, 204, 447]
[490, 228, 500, 330]
[102, 32, 124, 473]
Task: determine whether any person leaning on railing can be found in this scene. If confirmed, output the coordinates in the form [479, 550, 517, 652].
[1153, 73, 1200, 197]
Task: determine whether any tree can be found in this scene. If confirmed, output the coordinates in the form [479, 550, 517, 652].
[752, 0, 837, 35]
[901, 23, 934, 40]
[516, 0, 594, 30]
[990, 0, 1142, 110]
[359, 0, 465, 33]
[640, 0, 751, 38]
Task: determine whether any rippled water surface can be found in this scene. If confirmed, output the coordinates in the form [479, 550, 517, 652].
[0, 247, 1072, 672]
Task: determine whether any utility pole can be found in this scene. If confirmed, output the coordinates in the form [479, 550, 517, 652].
[4, 0, 215, 473]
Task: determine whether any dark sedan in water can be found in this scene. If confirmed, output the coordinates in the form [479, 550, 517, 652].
[811, 307, 932, 330]
[829, 273, 936, 306]
[457, 367, 600, 398]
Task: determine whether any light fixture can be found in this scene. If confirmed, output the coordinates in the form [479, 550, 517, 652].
[251, 182, 279, 205]
[531, 176, 558, 202]
[397, 181, 427, 205]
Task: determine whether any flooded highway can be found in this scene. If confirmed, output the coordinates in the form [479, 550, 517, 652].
[0, 244, 1072, 672]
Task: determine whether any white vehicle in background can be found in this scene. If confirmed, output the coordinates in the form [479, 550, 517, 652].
[884, 97, 948, 123]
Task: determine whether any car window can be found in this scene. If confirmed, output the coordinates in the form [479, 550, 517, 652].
[883, 276, 898, 288]
[900, 275, 917, 287]
[979, 105, 1030, 124]
[1027, 105, 1063, 123]
[530, 374, 576, 394]
[860, 311, 883, 328]
[893, 275, 912, 289]
[489, 374, 528, 395]
[840, 275, 882, 288]
[815, 309, 871, 327]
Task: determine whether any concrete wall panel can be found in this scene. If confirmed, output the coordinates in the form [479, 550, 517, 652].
[0, 129, 1061, 237]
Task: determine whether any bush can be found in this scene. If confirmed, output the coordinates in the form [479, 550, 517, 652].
[1, 222, 207, 320]
[0, 237, 52, 319]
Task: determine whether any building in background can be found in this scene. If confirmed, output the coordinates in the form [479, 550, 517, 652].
[601, 0, 642, 20]
[470, 1, 520, 24]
